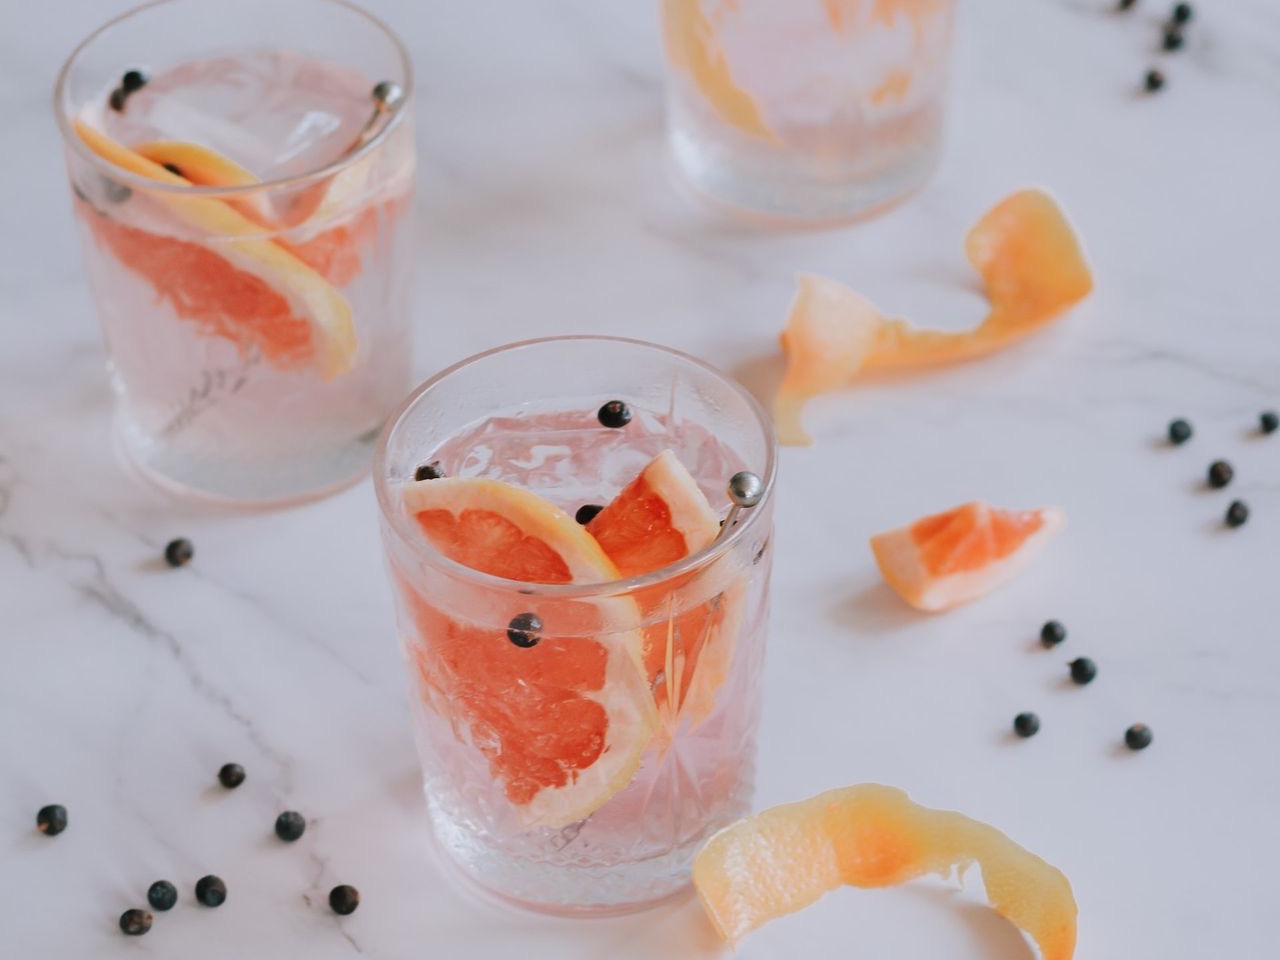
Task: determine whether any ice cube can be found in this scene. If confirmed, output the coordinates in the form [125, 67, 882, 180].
[97, 49, 373, 181]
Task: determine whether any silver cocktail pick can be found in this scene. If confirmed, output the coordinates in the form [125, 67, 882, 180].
[277, 81, 404, 224]
[349, 80, 404, 153]
[716, 471, 764, 542]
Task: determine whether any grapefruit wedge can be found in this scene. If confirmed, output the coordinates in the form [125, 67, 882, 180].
[586, 449, 720, 579]
[693, 783, 1077, 959]
[400, 477, 657, 828]
[73, 120, 356, 379]
[131, 138, 388, 287]
[870, 500, 1065, 612]
[775, 189, 1093, 444]
[586, 450, 744, 728]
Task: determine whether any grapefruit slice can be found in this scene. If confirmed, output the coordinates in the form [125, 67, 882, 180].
[870, 501, 1065, 612]
[143, 139, 341, 231]
[73, 121, 355, 379]
[133, 140, 259, 188]
[775, 189, 1093, 444]
[400, 477, 657, 828]
[586, 451, 741, 727]
[137, 131, 389, 232]
[663, 0, 775, 141]
[131, 138, 387, 287]
[586, 450, 720, 579]
[693, 783, 1077, 959]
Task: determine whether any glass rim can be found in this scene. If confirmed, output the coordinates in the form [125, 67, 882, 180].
[51, 0, 414, 198]
[373, 335, 779, 600]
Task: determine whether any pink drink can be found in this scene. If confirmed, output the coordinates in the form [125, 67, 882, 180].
[56, 0, 415, 503]
[375, 338, 777, 912]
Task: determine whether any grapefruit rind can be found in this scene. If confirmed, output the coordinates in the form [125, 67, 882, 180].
[693, 783, 1077, 960]
[963, 188, 1095, 348]
[586, 450, 740, 731]
[74, 120, 356, 379]
[870, 502, 1065, 612]
[132, 139, 275, 226]
[133, 140, 260, 188]
[136, 132, 399, 234]
[774, 189, 1093, 445]
[400, 477, 658, 828]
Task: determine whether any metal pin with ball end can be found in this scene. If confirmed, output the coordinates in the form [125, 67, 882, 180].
[716, 471, 764, 542]
[349, 80, 405, 153]
[274, 80, 406, 227]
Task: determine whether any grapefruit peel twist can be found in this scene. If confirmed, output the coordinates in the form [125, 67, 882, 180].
[694, 783, 1077, 960]
[775, 189, 1094, 445]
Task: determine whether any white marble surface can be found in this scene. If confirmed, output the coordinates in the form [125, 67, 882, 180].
[4, 0, 1280, 956]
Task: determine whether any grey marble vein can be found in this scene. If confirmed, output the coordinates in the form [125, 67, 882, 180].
[45, 543, 296, 793]
[1089, 336, 1280, 396]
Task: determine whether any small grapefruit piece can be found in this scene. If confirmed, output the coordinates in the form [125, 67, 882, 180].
[693, 783, 1077, 959]
[774, 189, 1093, 444]
[131, 138, 387, 287]
[586, 449, 720, 579]
[663, 0, 776, 141]
[870, 501, 1065, 611]
[586, 451, 739, 727]
[73, 121, 355, 379]
[401, 477, 656, 827]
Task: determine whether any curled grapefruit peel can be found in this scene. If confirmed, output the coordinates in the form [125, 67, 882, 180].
[73, 120, 356, 379]
[775, 189, 1093, 445]
[693, 783, 1077, 960]
[871, 500, 1065, 612]
[586, 450, 745, 731]
[400, 477, 657, 829]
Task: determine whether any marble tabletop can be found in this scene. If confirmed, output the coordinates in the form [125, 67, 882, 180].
[4, 0, 1280, 957]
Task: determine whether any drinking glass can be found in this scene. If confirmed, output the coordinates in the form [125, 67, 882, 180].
[55, 0, 416, 503]
[375, 336, 777, 912]
[662, 0, 956, 221]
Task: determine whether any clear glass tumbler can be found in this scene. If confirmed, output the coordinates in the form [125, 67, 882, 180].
[375, 337, 777, 913]
[54, 0, 416, 504]
[662, 0, 956, 222]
